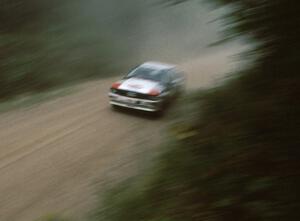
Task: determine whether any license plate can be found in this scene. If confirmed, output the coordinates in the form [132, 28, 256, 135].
[119, 97, 135, 104]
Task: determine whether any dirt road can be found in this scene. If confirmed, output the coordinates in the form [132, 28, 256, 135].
[0, 48, 239, 221]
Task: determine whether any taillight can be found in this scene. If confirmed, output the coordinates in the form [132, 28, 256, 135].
[111, 82, 121, 89]
[149, 89, 160, 96]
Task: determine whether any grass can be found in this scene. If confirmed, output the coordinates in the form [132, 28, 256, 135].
[88, 65, 299, 221]
[31, 61, 298, 221]
[0, 84, 75, 113]
[36, 214, 71, 221]
[32, 67, 299, 221]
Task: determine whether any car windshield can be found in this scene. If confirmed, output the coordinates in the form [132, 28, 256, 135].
[127, 67, 166, 82]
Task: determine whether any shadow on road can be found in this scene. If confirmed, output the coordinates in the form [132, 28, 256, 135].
[110, 106, 164, 120]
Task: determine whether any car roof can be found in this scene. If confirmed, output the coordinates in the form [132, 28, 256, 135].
[140, 61, 175, 70]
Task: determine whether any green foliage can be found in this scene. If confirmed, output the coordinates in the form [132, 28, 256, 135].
[94, 76, 299, 220]
[94, 0, 300, 220]
[37, 214, 70, 221]
[0, 0, 220, 102]
[19, 0, 298, 220]
[0, 0, 128, 101]
[0, 84, 74, 113]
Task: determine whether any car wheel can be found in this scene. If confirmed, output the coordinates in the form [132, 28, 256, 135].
[152, 109, 164, 118]
[111, 104, 120, 111]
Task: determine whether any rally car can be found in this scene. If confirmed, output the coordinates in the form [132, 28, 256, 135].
[108, 61, 185, 112]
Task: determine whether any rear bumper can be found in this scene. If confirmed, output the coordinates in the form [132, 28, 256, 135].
[108, 92, 163, 112]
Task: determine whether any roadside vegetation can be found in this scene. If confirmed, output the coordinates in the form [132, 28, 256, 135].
[0, 84, 75, 113]
[12, 0, 297, 220]
[0, 0, 216, 104]
[87, 0, 300, 220]
[0, 1, 120, 102]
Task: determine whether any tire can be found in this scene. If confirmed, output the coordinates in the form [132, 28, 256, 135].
[152, 109, 164, 118]
[111, 104, 120, 111]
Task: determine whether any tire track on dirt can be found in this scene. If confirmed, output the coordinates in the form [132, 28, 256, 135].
[0, 47, 242, 221]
